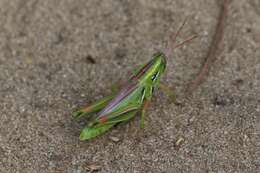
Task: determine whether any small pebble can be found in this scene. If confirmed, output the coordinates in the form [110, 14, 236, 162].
[175, 137, 185, 148]
[109, 136, 120, 142]
[84, 163, 101, 172]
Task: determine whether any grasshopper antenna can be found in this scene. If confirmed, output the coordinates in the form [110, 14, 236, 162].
[173, 34, 198, 49]
[165, 18, 197, 58]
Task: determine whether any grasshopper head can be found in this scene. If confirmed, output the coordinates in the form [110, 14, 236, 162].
[132, 52, 167, 86]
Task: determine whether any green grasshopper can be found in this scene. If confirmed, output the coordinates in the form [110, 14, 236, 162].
[73, 21, 196, 140]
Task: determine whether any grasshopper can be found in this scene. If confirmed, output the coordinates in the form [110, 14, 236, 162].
[73, 21, 196, 140]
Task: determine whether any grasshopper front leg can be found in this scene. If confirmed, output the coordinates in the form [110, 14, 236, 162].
[159, 83, 180, 105]
[140, 100, 150, 129]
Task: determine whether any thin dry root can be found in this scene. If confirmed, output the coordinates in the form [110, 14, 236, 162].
[186, 0, 229, 96]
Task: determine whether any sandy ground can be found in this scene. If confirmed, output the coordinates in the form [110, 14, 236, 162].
[0, 0, 259, 173]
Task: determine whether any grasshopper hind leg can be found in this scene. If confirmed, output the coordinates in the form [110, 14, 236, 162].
[73, 94, 114, 119]
[79, 123, 115, 141]
[79, 104, 140, 140]
[73, 80, 125, 119]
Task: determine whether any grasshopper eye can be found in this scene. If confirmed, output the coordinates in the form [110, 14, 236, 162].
[151, 71, 159, 81]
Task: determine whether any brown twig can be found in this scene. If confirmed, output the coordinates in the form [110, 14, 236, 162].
[186, 0, 229, 95]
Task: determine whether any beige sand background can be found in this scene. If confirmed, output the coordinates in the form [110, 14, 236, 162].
[0, 0, 259, 172]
